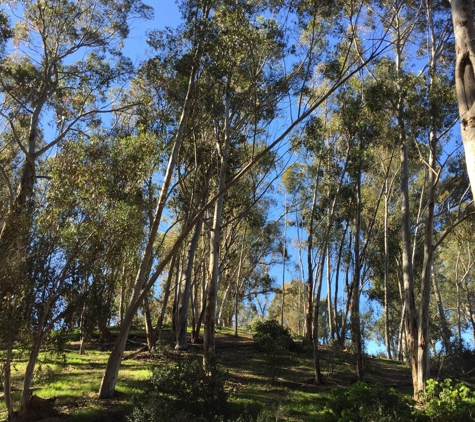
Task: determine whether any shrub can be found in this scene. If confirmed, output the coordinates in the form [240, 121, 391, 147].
[435, 343, 475, 380]
[253, 320, 296, 353]
[321, 382, 425, 422]
[419, 378, 475, 421]
[128, 356, 228, 422]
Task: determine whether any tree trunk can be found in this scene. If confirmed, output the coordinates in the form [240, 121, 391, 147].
[234, 242, 245, 337]
[156, 254, 177, 341]
[384, 181, 392, 359]
[417, 2, 441, 391]
[143, 295, 156, 351]
[19, 332, 45, 415]
[4, 333, 14, 420]
[432, 270, 452, 354]
[401, 141, 419, 395]
[281, 197, 287, 327]
[218, 277, 233, 328]
[326, 243, 334, 340]
[203, 90, 232, 365]
[350, 170, 364, 382]
[451, 0, 475, 201]
[313, 248, 326, 385]
[305, 184, 318, 339]
[334, 219, 349, 346]
[176, 217, 205, 350]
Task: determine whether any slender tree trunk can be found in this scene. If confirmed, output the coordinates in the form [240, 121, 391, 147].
[326, 243, 334, 340]
[340, 230, 353, 348]
[397, 302, 406, 361]
[19, 332, 45, 415]
[417, 0, 441, 393]
[217, 280, 232, 327]
[78, 275, 89, 355]
[156, 254, 177, 341]
[176, 217, 205, 350]
[432, 270, 452, 354]
[313, 248, 326, 385]
[4, 333, 13, 420]
[203, 89, 231, 365]
[119, 265, 126, 326]
[281, 196, 287, 327]
[234, 241, 245, 337]
[384, 182, 392, 359]
[305, 181, 318, 339]
[401, 141, 419, 395]
[143, 295, 156, 351]
[350, 169, 364, 382]
[451, 0, 475, 201]
[334, 219, 349, 345]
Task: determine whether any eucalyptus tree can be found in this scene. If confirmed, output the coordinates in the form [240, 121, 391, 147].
[12, 131, 156, 419]
[0, 1, 152, 416]
[451, 0, 475, 201]
[98, 0, 215, 398]
[0, 0, 151, 270]
[362, 0, 468, 396]
[98, 0, 391, 398]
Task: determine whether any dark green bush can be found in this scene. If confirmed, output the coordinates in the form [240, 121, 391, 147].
[435, 343, 475, 380]
[321, 382, 426, 422]
[253, 320, 296, 353]
[128, 356, 228, 422]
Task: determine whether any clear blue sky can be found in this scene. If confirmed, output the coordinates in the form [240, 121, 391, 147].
[123, 1, 182, 63]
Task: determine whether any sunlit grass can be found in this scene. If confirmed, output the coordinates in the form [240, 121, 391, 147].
[0, 329, 416, 421]
[0, 347, 153, 421]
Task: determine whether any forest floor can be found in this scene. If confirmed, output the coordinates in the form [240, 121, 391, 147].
[0, 327, 458, 422]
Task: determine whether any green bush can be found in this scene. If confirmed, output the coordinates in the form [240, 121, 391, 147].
[321, 382, 425, 422]
[436, 343, 475, 380]
[253, 320, 296, 353]
[128, 356, 228, 422]
[419, 378, 475, 421]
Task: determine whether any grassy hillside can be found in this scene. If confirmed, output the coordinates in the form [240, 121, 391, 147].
[1, 327, 472, 421]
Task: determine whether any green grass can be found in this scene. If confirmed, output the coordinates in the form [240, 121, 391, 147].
[0, 328, 439, 421]
[0, 346, 153, 421]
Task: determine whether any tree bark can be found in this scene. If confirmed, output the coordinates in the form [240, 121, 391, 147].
[432, 270, 452, 354]
[4, 333, 13, 420]
[203, 90, 232, 365]
[156, 254, 177, 341]
[313, 248, 326, 385]
[176, 217, 205, 350]
[19, 332, 45, 415]
[384, 179, 392, 359]
[326, 243, 334, 340]
[350, 169, 364, 382]
[143, 295, 156, 351]
[401, 141, 419, 394]
[451, 0, 475, 201]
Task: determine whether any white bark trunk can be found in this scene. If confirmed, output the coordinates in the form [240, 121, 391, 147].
[203, 90, 232, 365]
[451, 0, 475, 200]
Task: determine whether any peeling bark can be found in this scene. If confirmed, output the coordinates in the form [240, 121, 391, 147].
[451, 0, 475, 199]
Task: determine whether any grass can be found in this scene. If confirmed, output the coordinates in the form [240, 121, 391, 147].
[3, 326, 470, 421]
[0, 345, 153, 421]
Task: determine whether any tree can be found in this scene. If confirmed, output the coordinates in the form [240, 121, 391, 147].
[0, 2, 152, 417]
[451, 0, 475, 201]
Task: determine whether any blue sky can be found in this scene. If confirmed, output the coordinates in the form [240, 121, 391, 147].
[123, 1, 182, 62]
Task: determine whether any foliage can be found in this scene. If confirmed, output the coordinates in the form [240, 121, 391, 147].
[435, 342, 475, 380]
[253, 319, 297, 353]
[128, 356, 228, 422]
[321, 382, 425, 422]
[419, 379, 475, 422]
